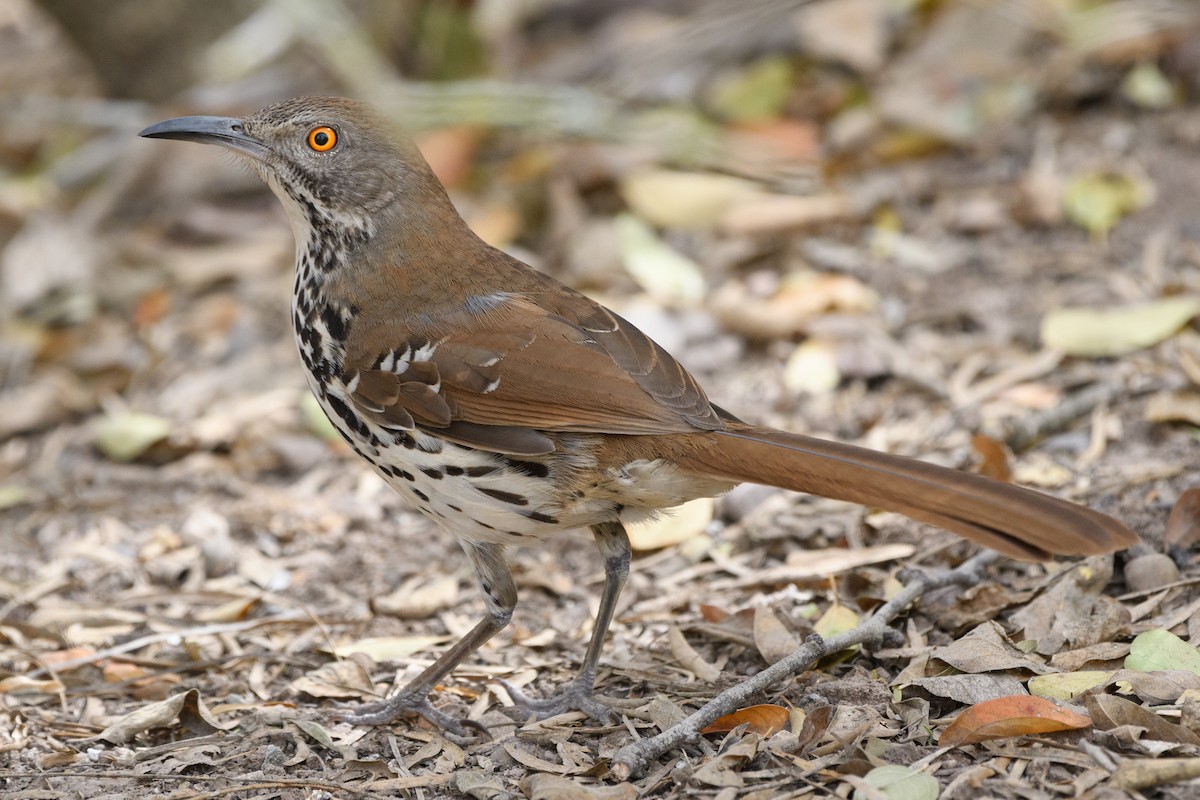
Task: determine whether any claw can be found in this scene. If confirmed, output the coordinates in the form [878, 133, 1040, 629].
[334, 693, 491, 739]
[499, 678, 617, 724]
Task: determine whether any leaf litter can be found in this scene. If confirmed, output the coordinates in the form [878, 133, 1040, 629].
[2, 1, 1199, 798]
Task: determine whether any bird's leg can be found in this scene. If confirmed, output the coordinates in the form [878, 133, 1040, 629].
[336, 541, 515, 735]
[505, 521, 631, 723]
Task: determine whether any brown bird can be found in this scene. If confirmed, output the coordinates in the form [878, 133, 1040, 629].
[140, 97, 1137, 733]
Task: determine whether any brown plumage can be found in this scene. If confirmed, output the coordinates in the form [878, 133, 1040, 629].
[141, 97, 1138, 735]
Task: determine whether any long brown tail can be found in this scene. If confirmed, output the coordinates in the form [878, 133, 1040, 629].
[674, 425, 1137, 560]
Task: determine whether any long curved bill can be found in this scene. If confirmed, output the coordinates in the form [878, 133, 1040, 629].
[139, 116, 269, 160]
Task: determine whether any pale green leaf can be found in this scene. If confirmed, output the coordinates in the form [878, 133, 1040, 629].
[615, 214, 707, 307]
[93, 411, 171, 462]
[854, 765, 939, 800]
[708, 56, 794, 122]
[1028, 671, 1113, 700]
[815, 604, 859, 639]
[1125, 629, 1200, 677]
[300, 392, 339, 441]
[1062, 172, 1148, 237]
[1042, 296, 1200, 357]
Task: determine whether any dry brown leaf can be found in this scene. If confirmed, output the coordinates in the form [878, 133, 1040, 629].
[291, 660, 376, 700]
[721, 193, 854, 235]
[1146, 391, 1200, 427]
[96, 688, 235, 744]
[939, 695, 1092, 747]
[1085, 693, 1200, 745]
[710, 271, 877, 340]
[0, 675, 65, 696]
[504, 743, 573, 775]
[700, 704, 791, 737]
[1010, 558, 1128, 656]
[971, 434, 1013, 482]
[929, 621, 1054, 675]
[372, 574, 460, 620]
[1165, 488, 1200, 548]
[908, 674, 1027, 705]
[753, 606, 801, 665]
[668, 626, 721, 682]
[330, 635, 450, 661]
[520, 772, 637, 800]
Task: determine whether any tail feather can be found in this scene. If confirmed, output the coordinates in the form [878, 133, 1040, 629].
[676, 426, 1136, 560]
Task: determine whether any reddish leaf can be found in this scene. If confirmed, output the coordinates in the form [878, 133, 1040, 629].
[700, 604, 730, 623]
[1165, 487, 1200, 548]
[971, 434, 1013, 482]
[939, 695, 1091, 747]
[701, 704, 791, 737]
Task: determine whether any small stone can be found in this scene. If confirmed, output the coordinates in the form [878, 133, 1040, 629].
[1124, 553, 1180, 594]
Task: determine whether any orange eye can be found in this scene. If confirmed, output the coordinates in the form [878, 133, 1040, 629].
[307, 126, 337, 152]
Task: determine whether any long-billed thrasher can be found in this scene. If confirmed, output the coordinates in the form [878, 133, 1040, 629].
[141, 97, 1137, 733]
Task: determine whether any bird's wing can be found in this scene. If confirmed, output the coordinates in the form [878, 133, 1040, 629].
[341, 291, 723, 455]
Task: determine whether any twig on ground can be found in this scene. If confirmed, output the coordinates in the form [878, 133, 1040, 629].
[608, 551, 1003, 781]
[1002, 383, 1120, 452]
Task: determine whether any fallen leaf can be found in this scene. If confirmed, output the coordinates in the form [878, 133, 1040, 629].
[668, 626, 721, 682]
[939, 695, 1092, 747]
[619, 170, 760, 229]
[1085, 693, 1200, 745]
[814, 604, 859, 640]
[1062, 172, 1152, 238]
[372, 574, 460, 620]
[1041, 296, 1200, 357]
[784, 339, 841, 394]
[707, 56, 794, 122]
[300, 391, 339, 441]
[1125, 629, 1200, 676]
[1028, 671, 1113, 701]
[330, 635, 450, 661]
[930, 621, 1054, 675]
[92, 411, 172, 462]
[626, 497, 713, 551]
[795, 0, 889, 74]
[0, 675, 65, 696]
[1165, 488, 1200, 548]
[753, 606, 802, 665]
[291, 660, 376, 699]
[971, 434, 1013, 482]
[909, 674, 1027, 705]
[853, 765, 939, 800]
[614, 214, 706, 307]
[520, 773, 637, 800]
[1146, 390, 1200, 427]
[701, 704, 791, 737]
[1109, 669, 1200, 704]
[96, 688, 235, 744]
[721, 193, 854, 235]
[710, 270, 877, 340]
[1122, 61, 1177, 109]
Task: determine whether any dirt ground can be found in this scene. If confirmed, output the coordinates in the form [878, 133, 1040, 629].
[3, 2, 1200, 798]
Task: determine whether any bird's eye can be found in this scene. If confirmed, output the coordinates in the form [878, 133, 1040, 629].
[307, 126, 337, 152]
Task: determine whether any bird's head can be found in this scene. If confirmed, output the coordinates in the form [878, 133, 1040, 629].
[140, 96, 446, 245]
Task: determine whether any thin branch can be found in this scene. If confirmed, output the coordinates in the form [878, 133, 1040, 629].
[609, 551, 1003, 781]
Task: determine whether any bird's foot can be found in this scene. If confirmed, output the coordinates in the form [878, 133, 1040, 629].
[499, 677, 617, 724]
[333, 692, 490, 739]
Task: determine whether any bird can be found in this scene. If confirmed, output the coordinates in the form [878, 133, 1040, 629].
[140, 97, 1138, 734]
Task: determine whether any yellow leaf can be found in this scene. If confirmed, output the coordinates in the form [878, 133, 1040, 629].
[1042, 296, 1200, 357]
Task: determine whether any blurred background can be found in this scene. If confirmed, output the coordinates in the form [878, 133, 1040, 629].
[2, 0, 1200, 785]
